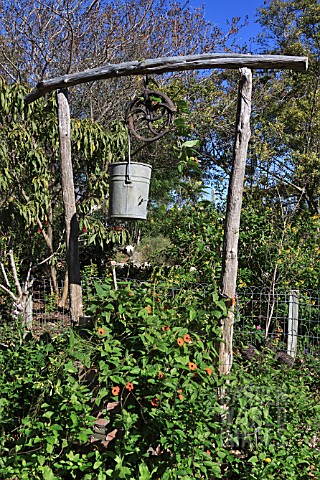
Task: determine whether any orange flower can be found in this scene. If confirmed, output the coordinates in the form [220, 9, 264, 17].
[97, 327, 106, 335]
[151, 397, 159, 407]
[188, 362, 197, 371]
[177, 389, 184, 400]
[184, 334, 191, 343]
[206, 450, 211, 456]
[177, 337, 184, 346]
[158, 371, 164, 379]
[226, 297, 236, 308]
[111, 386, 120, 396]
[125, 382, 134, 391]
[231, 297, 236, 306]
[145, 305, 152, 314]
[204, 367, 213, 376]
[162, 325, 170, 331]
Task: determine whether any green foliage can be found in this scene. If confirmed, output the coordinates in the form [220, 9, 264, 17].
[166, 72, 239, 194]
[0, 80, 55, 230]
[145, 200, 224, 282]
[0, 275, 227, 478]
[0, 277, 319, 478]
[239, 195, 320, 290]
[0, 333, 96, 479]
[254, 0, 320, 214]
[224, 349, 320, 479]
[117, 234, 173, 265]
[1, 2, 320, 475]
[0, 80, 130, 291]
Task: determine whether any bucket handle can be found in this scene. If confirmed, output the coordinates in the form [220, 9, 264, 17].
[126, 130, 132, 183]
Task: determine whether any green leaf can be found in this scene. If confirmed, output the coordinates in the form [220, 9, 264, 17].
[71, 413, 78, 426]
[176, 100, 190, 113]
[248, 456, 258, 464]
[38, 455, 46, 466]
[46, 443, 54, 454]
[69, 329, 75, 349]
[182, 140, 199, 148]
[95, 283, 109, 299]
[43, 411, 54, 419]
[42, 466, 57, 480]
[138, 462, 152, 480]
[177, 163, 184, 173]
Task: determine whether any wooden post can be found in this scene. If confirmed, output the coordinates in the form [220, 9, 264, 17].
[219, 68, 252, 375]
[287, 290, 299, 357]
[57, 89, 83, 324]
[24, 284, 33, 329]
[110, 261, 118, 291]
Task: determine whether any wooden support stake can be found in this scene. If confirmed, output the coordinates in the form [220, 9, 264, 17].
[219, 68, 252, 375]
[110, 261, 118, 291]
[57, 89, 83, 324]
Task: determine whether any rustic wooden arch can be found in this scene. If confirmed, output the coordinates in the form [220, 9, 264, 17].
[25, 52, 308, 374]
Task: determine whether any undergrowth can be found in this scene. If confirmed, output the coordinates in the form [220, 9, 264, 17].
[0, 276, 319, 479]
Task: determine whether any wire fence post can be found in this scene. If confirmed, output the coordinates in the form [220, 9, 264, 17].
[25, 290, 33, 329]
[287, 290, 299, 357]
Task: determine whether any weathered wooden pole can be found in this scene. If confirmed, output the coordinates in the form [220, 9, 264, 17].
[219, 68, 252, 375]
[24, 53, 307, 105]
[57, 88, 83, 324]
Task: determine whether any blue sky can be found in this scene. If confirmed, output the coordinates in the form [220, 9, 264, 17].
[187, 0, 265, 47]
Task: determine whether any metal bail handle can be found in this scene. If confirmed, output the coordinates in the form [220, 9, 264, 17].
[126, 130, 132, 184]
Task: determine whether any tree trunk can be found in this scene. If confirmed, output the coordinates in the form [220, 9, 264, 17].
[57, 88, 83, 324]
[58, 270, 69, 309]
[46, 203, 59, 298]
[219, 68, 252, 375]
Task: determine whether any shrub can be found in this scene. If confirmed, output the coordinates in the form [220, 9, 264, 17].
[0, 276, 319, 479]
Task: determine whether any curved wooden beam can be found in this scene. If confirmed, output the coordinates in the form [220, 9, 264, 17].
[24, 53, 308, 104]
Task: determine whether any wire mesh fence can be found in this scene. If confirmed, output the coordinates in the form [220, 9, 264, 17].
[1, 278, 320, 358]
[235, 287, 320, 356]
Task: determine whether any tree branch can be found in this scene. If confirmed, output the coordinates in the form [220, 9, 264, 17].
[0, 283, 17, 301]
[8, 249, 22, 297]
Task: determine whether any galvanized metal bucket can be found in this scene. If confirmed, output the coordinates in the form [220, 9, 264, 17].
[108, 161, 152, 219]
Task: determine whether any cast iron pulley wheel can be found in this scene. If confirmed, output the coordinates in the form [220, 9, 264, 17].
[126, 89, 176, 142]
